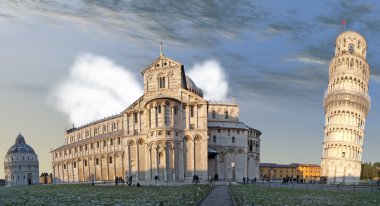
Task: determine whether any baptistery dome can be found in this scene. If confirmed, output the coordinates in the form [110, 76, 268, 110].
[4, 133, 39, 186]
[6, 134, 36, 155]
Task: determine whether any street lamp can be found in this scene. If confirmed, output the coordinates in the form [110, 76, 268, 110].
[231, 162, 236, 182]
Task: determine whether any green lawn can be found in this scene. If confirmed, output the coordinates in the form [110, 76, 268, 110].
[0, 184, 212, 206]
[231, 185, 380, 206]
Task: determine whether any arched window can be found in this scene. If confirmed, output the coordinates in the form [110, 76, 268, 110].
[211, 110, 216, 119]
[232, 136, 235, 143]
[249, 140, 253, 152]
[134, 113, 138, 123]
[96, 158, 99, 165]
[159, 77, 166, 88]
[349, 44, 354, 54]
[84, 160, 87, 167]
[109, 156, 113, 164]
[190, 106, 194, 117]
[157, 105, 162, 113]
[225, 111, 229, 119]
[213, 136, 216, 143]
[73, 162, 76, 168]
[64, 164, 66, 169]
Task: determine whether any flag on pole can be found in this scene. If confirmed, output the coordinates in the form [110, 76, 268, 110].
[341, 19, 346, 31]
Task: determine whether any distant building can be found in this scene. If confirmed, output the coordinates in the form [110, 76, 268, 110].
[4, 133, 39, 186]
[51, 54, 261, 183]
[321, 31, 370, 184]
[259, 163, 320, 181]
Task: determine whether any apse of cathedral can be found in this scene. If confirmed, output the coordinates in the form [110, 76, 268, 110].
[51, 53, 261, 183]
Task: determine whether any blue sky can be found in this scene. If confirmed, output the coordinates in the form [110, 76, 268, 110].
[1, 0, 380, 177]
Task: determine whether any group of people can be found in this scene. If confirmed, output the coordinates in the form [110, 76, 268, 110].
[281, 177, 315, 184]
[192, 175, 199, 183]
[114, 176, 140, 187]
[242, 177, 257, 184]
[114, 176, 124, 186]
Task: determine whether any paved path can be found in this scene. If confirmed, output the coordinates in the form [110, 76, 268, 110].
[198, 185, 233, 206]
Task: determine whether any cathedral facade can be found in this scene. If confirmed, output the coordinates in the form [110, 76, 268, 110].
[51, 54, 261, 183]
[321, 31, 370, 184]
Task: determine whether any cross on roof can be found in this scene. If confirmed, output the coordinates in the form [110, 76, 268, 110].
[160, 42, 164, 56]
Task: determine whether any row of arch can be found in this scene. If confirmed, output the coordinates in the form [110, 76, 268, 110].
[54, 135, 122, 162]
[324, 93, 371, 112]
[326, 109, 364, 128]
[330, 56, 369, 78]
[54, 153, 123, 183]
[67, 117, 123, 144]
[328, 75, 368, 93]
[324, 126, 363, 145]
[209, 107, 236, 120]
[324, 100, 368, 115]
[323, 144, 362, 160]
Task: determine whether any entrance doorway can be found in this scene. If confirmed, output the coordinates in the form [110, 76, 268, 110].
[27, 173, 32, 185]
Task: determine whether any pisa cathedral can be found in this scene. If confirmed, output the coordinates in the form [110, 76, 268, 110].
[52, 53, 261, 183]
[321, 31, 370, 184]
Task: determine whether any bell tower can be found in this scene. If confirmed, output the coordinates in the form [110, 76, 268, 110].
[321, 31, 370, 184]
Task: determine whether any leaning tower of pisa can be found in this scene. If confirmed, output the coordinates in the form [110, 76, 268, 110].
[321, 31, 370, 184]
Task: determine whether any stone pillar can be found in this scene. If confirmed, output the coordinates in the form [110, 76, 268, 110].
[71, 162, 74, 183]
[127, 145, 131, 177]
[136, 144, 140, 180]
[148, 108, 151, 129]
[107, 156, 110, 181]
[122, 154, 125, 180]
[196, 105, 199, 128]
[94, 157, 96, 181]
[164, 146, 168, 181]
[77, 160, 80, 182]
[149, 147, 152, 180]
[163, 104, 166, 127]
[100, 157, 103, 181]
[179, 140, 184, 180]
[193, 139, 196, 175]
[127, 114, 130, 135]
[186, 106, 189, 129]
[155, 106, 158, 127]
[132, 114, 135, 134]
[82, 159, 85, 182]
[139, 112, 142, 132]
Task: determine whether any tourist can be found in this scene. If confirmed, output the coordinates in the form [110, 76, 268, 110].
[115, 176, 118, 186]
[154, 175, 159, 185]
[128, 176, 132, 187]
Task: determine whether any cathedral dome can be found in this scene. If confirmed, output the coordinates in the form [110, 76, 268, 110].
[185, 75, 203, 97]
[6, 133, 36, 155]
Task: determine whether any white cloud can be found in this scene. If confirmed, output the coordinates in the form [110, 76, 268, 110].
[48, 53, 143, 125]
[284, 55, 328, 65]
[187, 60, 229, 101]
